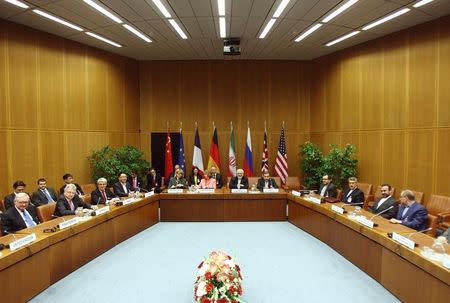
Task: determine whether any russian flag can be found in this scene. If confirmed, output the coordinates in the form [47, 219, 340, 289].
[243, 125, 254, 177]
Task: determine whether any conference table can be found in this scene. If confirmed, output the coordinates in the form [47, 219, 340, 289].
[1, 190, 449, 302]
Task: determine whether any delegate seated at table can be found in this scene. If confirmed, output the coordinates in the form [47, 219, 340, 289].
[256, 170, 278, 191]
[169, 169, 188, 189]
[198, 171, 216, 189]
[54, 184, 93, 216]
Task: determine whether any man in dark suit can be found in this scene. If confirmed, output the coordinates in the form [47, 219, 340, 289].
[341, 177, 365, 205]
[390, 189, 428, 231]
[91, 178, 117, 205]
[59, 173, 84, 196]
[54, 184, 92, 217]
[113, 172, 133, 197]
[319, 175, 337, 198]
[128, 171, 143, 191]
[2, 193, 40, 233]
[3, 180, 27, 210]
[229, 169, 249, 189]
[257, 170, 278, 191]
[369, 184, 398, 219]
[210, 166, 223, 189]
[31, 178, 58, 207]
[147, 167, 163, 192]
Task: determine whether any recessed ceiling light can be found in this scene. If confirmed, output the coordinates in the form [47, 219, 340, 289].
[413, 0, 434, 8]
[33, 9, 83, 31]
[259, 18, 276, 39]
[326, 30, 360, 46]
[322, 0, 359, 23]
[152, 0, 171, 18]
[362, 8, 410, 31]
[218, 0, 225, 16]
[123, 24, 152, 43]
[168, 19, 188, 39]
[83, 0, 122, 24]
[4, 0, 29, 9]
[294, 24, 322, 42]
[219, 17, 226, 38]
[273, 0, 291, 18]
[86, 32, 122, 47]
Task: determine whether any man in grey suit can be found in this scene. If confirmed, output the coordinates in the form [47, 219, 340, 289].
[318, 174, 337, 198]
[369, 184, 398, 219]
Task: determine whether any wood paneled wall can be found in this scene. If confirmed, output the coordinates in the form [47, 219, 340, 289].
[139, 60, 310, 179]
[0, 20, 140, 196]
[309, 16, 450, 199]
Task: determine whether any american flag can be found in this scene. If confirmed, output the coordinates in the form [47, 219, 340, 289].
[274, 125, 288, 184]
[261, 126, 269, 172]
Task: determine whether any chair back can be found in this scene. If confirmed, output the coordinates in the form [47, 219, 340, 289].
[0, 199, 5, 212]
[358, 183, 372, 196]
[284, 177, 302, 190]
[36, 203, 57, 222]
[411, 191, 424, 204]
[80, 183, 96, 195]
[426, 195, 450, 216]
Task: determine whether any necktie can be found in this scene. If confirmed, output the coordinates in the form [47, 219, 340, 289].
[133, 178, 137, 188]
[22, 210, 36, 227]
[102, 190, 107, 201]
[68, 199, 74, 211]
[43, 189, 54, 202]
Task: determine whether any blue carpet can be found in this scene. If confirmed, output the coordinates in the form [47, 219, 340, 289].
[30, 222, 399, 303]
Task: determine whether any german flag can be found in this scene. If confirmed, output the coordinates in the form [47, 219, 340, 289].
[207, 126, 221, 172]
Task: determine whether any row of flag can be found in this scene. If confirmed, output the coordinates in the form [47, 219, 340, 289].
[164, 123, 288, 184]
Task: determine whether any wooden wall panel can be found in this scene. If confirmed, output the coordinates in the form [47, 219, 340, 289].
[408, 22, 437, 128]
[309, 16, 449, 199]
[435, 129, 450, 196]
[0, 21, 140, 194]
[139, 60, 309, 178]
[324, 55, 342, 132]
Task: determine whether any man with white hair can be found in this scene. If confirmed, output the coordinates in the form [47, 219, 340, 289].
[228, 169, 249, 189]
[54, 184, 92, 216]
[2, 193, 40, 233]
[91, 178, 117, 205]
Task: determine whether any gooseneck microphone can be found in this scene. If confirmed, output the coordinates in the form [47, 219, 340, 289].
[369, 205, 394, 220]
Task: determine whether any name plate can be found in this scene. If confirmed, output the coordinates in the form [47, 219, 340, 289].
[231, 189, 248, 193]
[305, 197, 322, 204]
[93, 206, 109, 216]
[356, 216, 375, 228]
[331, 204, 345, 214]
[58, 217, 79, 230]
[392, 232, 415, 250]
[122, 198, 134, 206]
[168, 189, 183, 194]
[9, 233, 37, 251]
[263, 188, 279, 193]
[291, 190, 301, 197]
[198, 188, 215, 193]
[144, 191, 155, 197]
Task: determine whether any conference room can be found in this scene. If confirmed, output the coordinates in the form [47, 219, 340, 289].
[0, 0, 449, 302]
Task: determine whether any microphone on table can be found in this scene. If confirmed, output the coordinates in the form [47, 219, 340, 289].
[369, 206, 394, 220]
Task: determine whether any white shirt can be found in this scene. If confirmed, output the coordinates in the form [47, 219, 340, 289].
[320, 185, 328, 196]
[376, 196, 391, 209]
[237, 178, 242, 189]
[121, 182, 128, 194]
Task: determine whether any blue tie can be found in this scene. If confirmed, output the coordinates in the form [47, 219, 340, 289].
[22, 210, 36, 227]
[42, 189, 54, 202]
[401, 206, 409, 219]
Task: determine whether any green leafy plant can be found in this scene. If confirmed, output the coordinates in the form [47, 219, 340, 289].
[299, 142, 324, 189]
[322, 144, 358, 189]
[87, 145, 150, 186]
[299, 142, 358, 190]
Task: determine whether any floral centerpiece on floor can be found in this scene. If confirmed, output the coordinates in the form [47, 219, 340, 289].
[194, 251, 244, 303]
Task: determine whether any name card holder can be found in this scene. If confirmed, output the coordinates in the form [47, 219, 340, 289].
[231, 189, 248, 193]
[331, 204, 345, 214]
[58, 217, 79, 230]
[168, 189, 184, 194]
[9, 233, 37, 251]
[93, 206, 109, 216]
[305, 197, 322, 204]
[145, 191, 155, 197]
[291, 190, 301, 197]
[356, 216, 375, 228]
[122, 198, 134, 206]
[392, 232, 416, 250]
[198, 188, 215, 194]
[263, 188, 279, 193]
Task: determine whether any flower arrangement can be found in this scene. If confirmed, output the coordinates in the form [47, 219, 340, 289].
[194, 251, 244, 303]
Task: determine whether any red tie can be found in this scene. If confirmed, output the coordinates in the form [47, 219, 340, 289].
[133, 178, 137, 188]
[102, 190, 107, 201]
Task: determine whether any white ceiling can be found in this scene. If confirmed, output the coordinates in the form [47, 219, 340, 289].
[1, 0, 449, 60]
